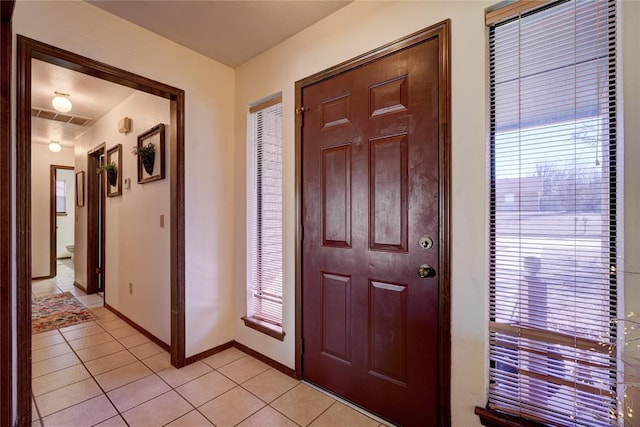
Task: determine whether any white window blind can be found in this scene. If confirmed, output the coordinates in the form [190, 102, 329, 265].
[56, 180, 66, 213]
[488, 1, 618, 425]
[247, 97, 283, 329]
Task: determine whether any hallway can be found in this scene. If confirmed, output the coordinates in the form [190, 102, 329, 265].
[31, 270, 385, 427]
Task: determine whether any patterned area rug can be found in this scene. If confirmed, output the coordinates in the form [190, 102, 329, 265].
[32, 292, 97, 334]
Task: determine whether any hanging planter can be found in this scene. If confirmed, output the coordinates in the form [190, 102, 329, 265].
[99, 162, 118, 187]
[107, 169, 117, 187]
[132, 141, 156, 176]
[141, 151, 155, 175]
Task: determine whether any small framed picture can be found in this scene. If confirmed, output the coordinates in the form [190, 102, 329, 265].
[135, 124, 165, 184]
[75, 171, 84, 207]
[106, 144, 122, 197]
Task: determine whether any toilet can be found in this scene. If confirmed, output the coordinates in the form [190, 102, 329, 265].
[65, 244, 74, 260]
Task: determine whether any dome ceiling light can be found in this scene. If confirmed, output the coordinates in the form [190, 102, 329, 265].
[48, 141, 62, 153]
[51, 91, 72, 113]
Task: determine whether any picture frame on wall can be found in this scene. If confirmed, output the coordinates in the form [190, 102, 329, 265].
[106, 144, 122, 197]
[135, 123, 165, 184]
[75, 170, 84, 207]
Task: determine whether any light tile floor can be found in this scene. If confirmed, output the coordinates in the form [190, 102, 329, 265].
[31, 262, 387, 426]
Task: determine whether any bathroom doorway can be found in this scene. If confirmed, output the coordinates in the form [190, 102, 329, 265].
[50, 165, 74, 279]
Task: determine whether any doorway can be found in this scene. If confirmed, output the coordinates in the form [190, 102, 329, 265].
[296, 22, 451, 426]
[87, 144, 106, 295]
[49, 165, 74, 280]
[15, 36, 186, 425]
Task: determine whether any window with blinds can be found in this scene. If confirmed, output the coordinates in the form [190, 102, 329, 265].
[244, 96, 284, 339]
[56, 180, 67, 214]
[487, 1, 618, 425]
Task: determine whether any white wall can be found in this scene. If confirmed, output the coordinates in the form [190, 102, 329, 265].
[31, 143, 74, 278]
[74, 91, 171, 344]
[55, 168, 75, 259]
[233, 1, 640, 426]
[13, 0, 236, 357]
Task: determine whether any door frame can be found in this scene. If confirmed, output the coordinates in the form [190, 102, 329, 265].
[49, 164, 74, 279]
[87, 144, 106, 295]
[0, 2, 15, 426]
[294, 20, 451, 423]
[16, 36, 186, 424]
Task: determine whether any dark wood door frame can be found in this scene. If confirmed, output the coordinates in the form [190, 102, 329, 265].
[87, 145, 105, 295]
[49, 164, 74, 279]
[16, 36, 186, 425]
[294, 21, 451, 424]
[1, 2, 15, 426]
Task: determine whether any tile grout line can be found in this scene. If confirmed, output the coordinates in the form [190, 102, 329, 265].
[34, 287, 132, 425]
[34, 282, 345, 427]
[41, 318, 132, 426]
[303, 380, 393, 426]
[31, 391, 45, 427]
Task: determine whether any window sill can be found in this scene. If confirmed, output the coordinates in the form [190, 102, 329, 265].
[475, 407, 545, 427]
[242, 316, 285, 341]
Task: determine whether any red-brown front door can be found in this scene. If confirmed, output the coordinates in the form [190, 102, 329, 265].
[300, 23, 450, 426]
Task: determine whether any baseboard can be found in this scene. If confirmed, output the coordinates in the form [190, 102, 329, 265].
[32, 275, 52, 280]
[73, 281, 86, 293]
[183, 340, 297, 379]
[103, 303, 170, 352]
[184, 341, 234, 365]
[232, 341, 297, 379]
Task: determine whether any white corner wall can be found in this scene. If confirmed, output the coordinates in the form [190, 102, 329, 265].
[13, 0, 237, 356]
[31, 143, 74, 278]
[74, 91, 171, 344]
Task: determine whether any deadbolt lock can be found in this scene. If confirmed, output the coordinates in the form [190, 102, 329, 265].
[419, 236, 434, 250]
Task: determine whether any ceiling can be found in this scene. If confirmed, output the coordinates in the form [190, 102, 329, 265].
[87, 0, 353, 68]
[32, 1, 351, 149]
[32, 60, 135, 148]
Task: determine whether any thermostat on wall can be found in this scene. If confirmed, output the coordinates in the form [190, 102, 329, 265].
[118, 117, 132, 134]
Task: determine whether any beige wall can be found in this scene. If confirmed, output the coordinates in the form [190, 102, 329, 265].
[74, 91, 171, 344]
[31, 143, 74, 278]
[13, 0, 237, 356]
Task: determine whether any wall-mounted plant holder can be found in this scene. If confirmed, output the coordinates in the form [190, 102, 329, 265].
[106, 143, 122, 197]
[134, 124, 165, 184]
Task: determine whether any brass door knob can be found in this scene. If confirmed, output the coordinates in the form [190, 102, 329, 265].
[417, 264, 436, 279]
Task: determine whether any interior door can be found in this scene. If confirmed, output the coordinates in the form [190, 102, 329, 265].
[301, 25, 450, 427]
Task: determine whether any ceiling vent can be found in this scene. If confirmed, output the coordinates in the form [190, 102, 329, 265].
[31, 107, 93, 127]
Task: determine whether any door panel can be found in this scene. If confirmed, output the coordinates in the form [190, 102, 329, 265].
[301, 29, 448, 426]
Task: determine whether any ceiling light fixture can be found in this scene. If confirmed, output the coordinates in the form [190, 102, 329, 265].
[48, 141, 62, 153]
[51, 91, 72, 113]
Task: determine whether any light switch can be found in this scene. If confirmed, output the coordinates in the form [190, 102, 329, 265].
[160, 214, 164, 228]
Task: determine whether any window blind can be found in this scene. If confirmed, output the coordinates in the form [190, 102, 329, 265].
[56, 180, 66, 213]
[247, 98, 283, 327]
[488, 1, 618, 426]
